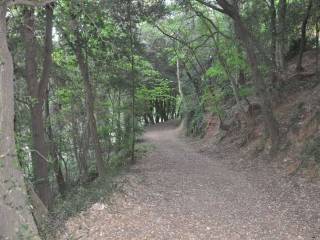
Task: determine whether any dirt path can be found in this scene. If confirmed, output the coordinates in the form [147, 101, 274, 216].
[60, 123, 320, 240]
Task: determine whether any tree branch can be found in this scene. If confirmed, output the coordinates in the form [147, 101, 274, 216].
[194, 0, 226, 15]
[154, 24, 206, 73]
[191, 6, 231, 40]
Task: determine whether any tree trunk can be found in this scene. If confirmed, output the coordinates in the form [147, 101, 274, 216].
[183, 63, 201, 101]
[128, 0, 136, 164]
[296, 0, 313, 71]
[30, 103, 51, 205]
[143, 114, 149, 125]
[116, 90, 122, 150]
[148, 112, 155, 124]
[213, 40, 245, 114]
[270, 0, 280, 88]
[71, 115, 89, 182]
[0, 3, 40, 239]
[45, 97, 66, 195]
[235, 19, 280, 153]
[73, 31, 106, 177]
[277, 0, 287, 74]
[177, 59, 183, 99]
[214, 0, 280, 154]
[23, 7, 51, 207]
[316, 17, 319, 77]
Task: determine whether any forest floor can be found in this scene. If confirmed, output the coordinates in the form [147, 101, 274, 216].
[58, 121, 320, 240]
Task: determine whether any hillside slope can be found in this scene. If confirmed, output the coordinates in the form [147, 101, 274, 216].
[200, 50, 320, 180]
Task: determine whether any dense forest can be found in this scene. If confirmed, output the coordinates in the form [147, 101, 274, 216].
[0, 0, 319, 239]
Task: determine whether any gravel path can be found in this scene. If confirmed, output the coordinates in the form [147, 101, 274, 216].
[60, 123, 320, 240]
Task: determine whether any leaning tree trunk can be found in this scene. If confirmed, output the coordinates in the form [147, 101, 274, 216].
[212, 0, 280, 154]
[296, 0, 313, 71]
[234, 16, 280, 154]
[23, 7, 51, 207]
[0, 3, 40, 239]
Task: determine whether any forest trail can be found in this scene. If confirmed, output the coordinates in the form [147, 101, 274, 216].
[60, 123, 320, 240]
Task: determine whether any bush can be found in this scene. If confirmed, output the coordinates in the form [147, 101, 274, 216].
[185, 108, 205, 137]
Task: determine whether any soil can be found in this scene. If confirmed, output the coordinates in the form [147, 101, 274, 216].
[58, 122, 320, 240]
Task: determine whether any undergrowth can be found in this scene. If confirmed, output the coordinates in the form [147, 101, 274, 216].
[41, 176, 118, 239]
[185, 108, 205, 137]
[302, 135, 320, 164]
[41, 142, 152, 239]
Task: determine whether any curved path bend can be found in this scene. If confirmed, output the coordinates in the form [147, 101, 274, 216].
[60, 123, 320, 240]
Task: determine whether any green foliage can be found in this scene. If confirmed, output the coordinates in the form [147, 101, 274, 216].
[137, 80, 173, 102]
[135, 55, 177, 120]
[201, 87, 225, 117]
[53, 49, 77, 67]
[238, 85, 254, 98]
[206, 64, 226, 79]
[185, 107, 205, 137]
[56, 88, 74, 106]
